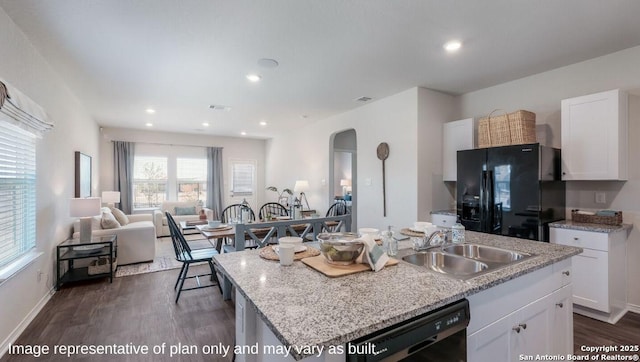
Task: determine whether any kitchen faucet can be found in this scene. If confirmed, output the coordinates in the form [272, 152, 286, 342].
[413, 229, 452, 251]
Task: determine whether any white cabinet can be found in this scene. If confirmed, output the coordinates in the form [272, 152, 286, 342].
[468, 286, 571, 362]
[551, 285, 573, 355]
[561, 89, 628, 180]
[467, 259, 573, 362]
[550, 226, 628, 324]
[443, 118, 474, 181]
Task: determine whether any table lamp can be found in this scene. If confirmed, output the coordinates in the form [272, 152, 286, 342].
[340, 179, 351, 197]
[293, 180, 310, 210]
[70, 197, 101, 242]
[101, 191, 120, 208]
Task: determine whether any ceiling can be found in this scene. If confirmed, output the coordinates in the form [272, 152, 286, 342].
[2, 0, 640, 139]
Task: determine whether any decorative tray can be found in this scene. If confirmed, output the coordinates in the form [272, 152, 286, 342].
[259, 245, 319, 261]
[73, 244, 105, 254]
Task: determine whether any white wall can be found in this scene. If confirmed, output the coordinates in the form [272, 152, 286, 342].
[456, 45, 640, 309]
[266, 87, 454, 230]
[0, 7, 100, 354]
[99, 127, 266, 209]
[417, 87, 456, 221]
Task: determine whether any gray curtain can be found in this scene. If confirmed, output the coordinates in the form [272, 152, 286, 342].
[113, 141, 135, 214]
[207, 147, 224, 219]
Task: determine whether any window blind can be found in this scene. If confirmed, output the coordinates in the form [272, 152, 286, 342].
[0, 120, 36, 268]
[231, 163, 254, 196]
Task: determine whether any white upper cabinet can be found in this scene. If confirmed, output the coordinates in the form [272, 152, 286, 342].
[443, 118, 474, 181]
[561, 89, 628, 180]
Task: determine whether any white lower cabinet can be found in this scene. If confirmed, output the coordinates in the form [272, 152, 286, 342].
[551, 285, 573, 355]
[550, 226, 628, 323]
[467, 260, 573, 362]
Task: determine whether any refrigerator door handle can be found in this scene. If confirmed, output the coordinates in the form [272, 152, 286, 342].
[486, 170, 495, 233]
[480, 170, 496, 233]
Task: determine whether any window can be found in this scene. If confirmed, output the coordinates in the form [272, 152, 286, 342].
[231, 161, 255, 196]
[133, 156, 167, 208]
[177, 158, 207, 203]
[0, 121, 36, 269]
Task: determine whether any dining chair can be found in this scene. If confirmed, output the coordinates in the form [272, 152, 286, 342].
[166, 212, 221, 303]
[258, 202, 289, 221]
[326, 201, 349, 217]
[221, 204, 258, 252]
[221, 203, 256, 224]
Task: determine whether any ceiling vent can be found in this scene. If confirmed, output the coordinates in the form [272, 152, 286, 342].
[209, 104, 231, 111]
[354, 96, 373, 102]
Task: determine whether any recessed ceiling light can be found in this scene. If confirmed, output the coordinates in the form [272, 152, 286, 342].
[240, 131, 247, 136]
[443, 40, 462, 53]
[145, 122, 153, 127]
[246, 74, 261, 82]
[146, 108, 156, 114]
[202, 122, 209, 127]
[259, 121, 267, 126]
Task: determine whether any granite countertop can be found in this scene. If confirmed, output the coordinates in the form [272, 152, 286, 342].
[549, 220, 633, 233]
[430, 209, 457, 216]
[213, 231, 581, 360]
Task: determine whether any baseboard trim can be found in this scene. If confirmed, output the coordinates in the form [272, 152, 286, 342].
[0, 288, 54, 358]
[627, 303, 640, 314]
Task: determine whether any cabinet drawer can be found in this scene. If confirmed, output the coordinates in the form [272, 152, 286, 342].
[432, 214, 457, 228]
[550, 228, 609, 251]
[552, 258, 572, 287]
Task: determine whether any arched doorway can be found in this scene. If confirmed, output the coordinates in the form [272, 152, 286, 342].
[329, 129, 357, 230]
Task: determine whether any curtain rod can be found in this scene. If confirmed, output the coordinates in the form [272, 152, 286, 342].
[111, 140, 220, 149]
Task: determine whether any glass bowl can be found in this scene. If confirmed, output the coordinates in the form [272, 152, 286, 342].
[316, 232, 365, 265]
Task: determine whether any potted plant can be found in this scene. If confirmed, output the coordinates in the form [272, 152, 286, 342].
[266, 186, 293, 206]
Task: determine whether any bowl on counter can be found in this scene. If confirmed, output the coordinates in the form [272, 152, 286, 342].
[317, 232, 365, 265]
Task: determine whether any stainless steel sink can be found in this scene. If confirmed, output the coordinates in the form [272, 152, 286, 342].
[402, 251, 489, 277]
[441, 243, 530, 264]
[397, 243, 534, 280]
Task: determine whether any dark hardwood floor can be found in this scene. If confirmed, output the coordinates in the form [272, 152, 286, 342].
[574, 311, 640, 356]
[2, 265, 235, 362]
[2, 266, 639, 361]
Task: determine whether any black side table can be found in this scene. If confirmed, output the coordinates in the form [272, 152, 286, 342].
[56, 235, 117, 290]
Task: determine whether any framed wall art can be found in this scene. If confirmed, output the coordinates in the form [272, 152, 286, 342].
[74, 151, 92, 198]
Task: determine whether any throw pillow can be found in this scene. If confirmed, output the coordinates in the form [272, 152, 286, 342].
[175, 206, 196, 215]
[110, 207, 129, 226]
[101, 211, 121, 229]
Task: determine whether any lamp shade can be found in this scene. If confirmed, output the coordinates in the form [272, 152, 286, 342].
[340, 179, 351, 187]
[293, 180, 309, 193]
[69, 197, 101, 217]
[101, 191, 121, 204]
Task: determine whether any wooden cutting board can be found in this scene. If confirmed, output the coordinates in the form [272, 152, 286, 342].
[301, 255, 398, 277]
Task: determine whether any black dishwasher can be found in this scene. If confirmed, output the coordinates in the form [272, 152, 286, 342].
[346, 299, 469, 362]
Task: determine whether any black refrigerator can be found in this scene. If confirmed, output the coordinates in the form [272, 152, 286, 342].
[456, 143, 565, 242]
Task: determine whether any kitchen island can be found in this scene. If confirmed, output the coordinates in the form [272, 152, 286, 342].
[213, 231, 581, 361]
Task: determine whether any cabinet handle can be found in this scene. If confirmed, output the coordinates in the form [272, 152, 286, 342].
[556, 302, 564, 308]
[562, 270, 570, 276]
[562, 172, 566, 175]
[519, 323, 527, 330]
[573, 237, 579, 241]
[512, 326, 521, 333]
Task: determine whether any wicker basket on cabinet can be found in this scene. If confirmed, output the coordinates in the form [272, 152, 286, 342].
[571, 210, 622, 225]
[478, 110, 536, 148]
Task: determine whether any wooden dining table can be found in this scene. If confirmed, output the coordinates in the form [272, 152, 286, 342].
[195, 222, 312, 252]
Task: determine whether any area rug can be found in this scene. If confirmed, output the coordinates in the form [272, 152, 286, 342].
[115, 234, 213, 278]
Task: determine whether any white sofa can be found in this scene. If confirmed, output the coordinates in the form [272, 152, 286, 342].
[153, 201, 213, 237]
[73, 213, 156, 265]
